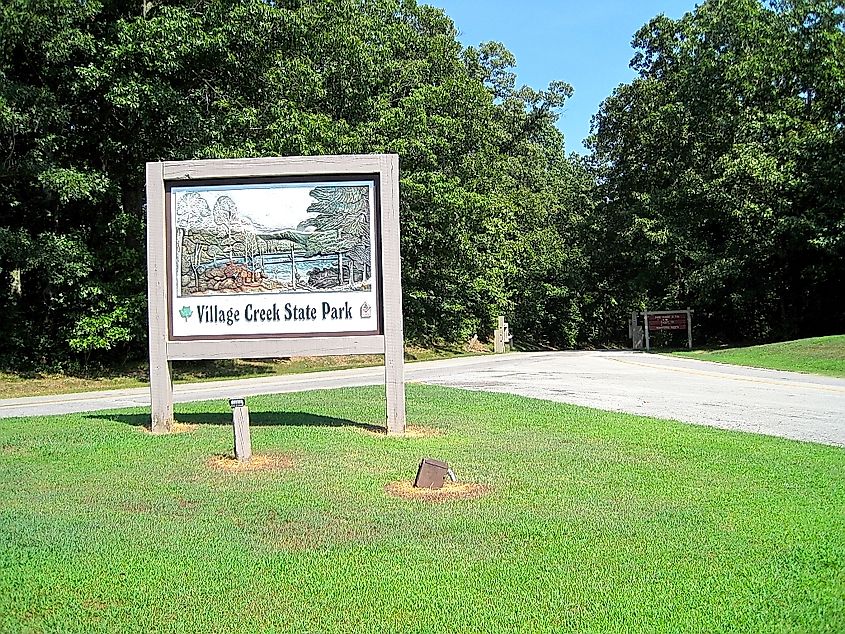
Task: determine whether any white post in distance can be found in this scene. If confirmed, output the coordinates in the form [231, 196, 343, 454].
[494, 316, 505, 354]
[686, 308, 693, 350]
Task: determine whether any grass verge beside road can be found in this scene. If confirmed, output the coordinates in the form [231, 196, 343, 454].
[673, 334, 845, 378]
[1, 385, 843, 633]
[0, 344, 483, 399]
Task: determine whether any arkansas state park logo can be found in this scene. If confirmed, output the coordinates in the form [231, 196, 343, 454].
[179, 306, 193, 321]
[360, 302, 372, 319]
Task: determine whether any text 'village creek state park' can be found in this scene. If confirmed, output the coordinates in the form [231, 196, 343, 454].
[185, 300, 363, 326]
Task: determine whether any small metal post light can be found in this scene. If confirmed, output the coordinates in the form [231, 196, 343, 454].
[229, 397, 252, 462]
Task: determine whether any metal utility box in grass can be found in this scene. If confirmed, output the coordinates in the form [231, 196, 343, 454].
[146, 154, 405, 435]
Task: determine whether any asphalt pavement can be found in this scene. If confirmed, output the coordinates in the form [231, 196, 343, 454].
[2, 351, 844, 447]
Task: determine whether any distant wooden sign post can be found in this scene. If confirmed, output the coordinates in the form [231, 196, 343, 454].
[642, 309, 693, 351]
[493, 316, 512, 354]
[146, 154, 405, 435]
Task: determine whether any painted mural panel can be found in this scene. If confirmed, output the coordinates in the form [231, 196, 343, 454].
[168, 180, 380, 339]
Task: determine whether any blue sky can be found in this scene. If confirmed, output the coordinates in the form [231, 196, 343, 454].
[426, 1, 699, 153]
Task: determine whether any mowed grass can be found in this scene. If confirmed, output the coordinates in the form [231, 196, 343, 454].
[673, 335, 845, 377]
[1, 385, 843, 633]
[0, 344, 482, 399]
[0, 356, 386, 399]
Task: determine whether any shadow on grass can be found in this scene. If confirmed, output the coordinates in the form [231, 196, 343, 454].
[171, 359, 280, 381]
[511, 341, 559, 352]
[1, 359, 284, 382]
[85, 410, 383, 434]
[403, 342, 487, 360]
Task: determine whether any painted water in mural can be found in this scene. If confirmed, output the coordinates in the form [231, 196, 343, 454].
[172, 182, 374, 298]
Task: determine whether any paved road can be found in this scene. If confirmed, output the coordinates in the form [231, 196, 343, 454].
[421, 352, 845, 447]
[2, 351, 844, 446]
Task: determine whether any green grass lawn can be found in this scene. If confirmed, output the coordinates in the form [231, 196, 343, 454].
[0, 344, 484, 399]
[673, 335, 845, 378]
[1, 385, 843, 632]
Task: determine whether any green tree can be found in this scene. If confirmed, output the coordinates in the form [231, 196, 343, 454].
[588, 0, 845, 343]
[303, 186, 372, 285]
[0, 0, 584, 366]
[212, 195, 239, 261]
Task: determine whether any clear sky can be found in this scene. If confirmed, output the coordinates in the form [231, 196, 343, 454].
[173, 183, 317, 231]
[173, 182, 375, 232]
[425, 0, 699, 153]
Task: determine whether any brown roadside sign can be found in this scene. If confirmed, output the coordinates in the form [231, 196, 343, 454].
[647, 313, 689, 330]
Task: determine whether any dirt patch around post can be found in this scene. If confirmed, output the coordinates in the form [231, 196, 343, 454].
[384, 480, 491, 502]
[142, 422, 198, 435]
[171, 422, 199, 434]
[206, 453, 295, 473]
[402, 425, 445, 438]
[360, 425, 445, 439]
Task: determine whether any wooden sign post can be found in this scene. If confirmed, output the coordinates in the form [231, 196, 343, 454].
[493, 316, 512, 354]
[146, 154, 405, 435]
[629, 311, 644, 350]
[642, 309, 693, 352]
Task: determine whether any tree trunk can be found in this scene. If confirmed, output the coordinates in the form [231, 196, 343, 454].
[192, 242, 201, 291]
[290, 245, 296, 286]
[176, 227, 185, 296]
[121, 184, 144, 222]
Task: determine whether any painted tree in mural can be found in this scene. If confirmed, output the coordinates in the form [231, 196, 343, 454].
[212, 195, 238, 261]
[213, 199, 272, 285]
[175, 192, 214, 294]
[240, 230, 262, 283]
[303, 186, 371, 285]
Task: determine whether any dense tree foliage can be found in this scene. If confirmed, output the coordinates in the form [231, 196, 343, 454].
[2, 0, 843, 370]
[588, 0, 845, 342]
[0, 0, 577, 368]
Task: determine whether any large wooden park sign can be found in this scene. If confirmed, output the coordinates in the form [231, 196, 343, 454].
[146, 155, 405, 435]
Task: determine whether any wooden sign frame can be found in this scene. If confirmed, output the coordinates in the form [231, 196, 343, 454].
[146, 155, 405, 435]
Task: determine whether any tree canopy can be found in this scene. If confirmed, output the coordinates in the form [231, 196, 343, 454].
[587, 0, 845, 342]
[1, 0, 843, 370]
[0, 0, 577, 368]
